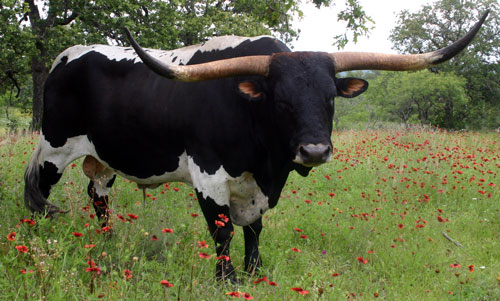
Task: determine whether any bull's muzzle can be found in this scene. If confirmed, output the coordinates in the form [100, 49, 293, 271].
[293, 143, 332, 167]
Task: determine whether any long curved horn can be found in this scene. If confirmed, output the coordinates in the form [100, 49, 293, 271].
[124, 28, 271, 82]
[331, 10, 489, 73]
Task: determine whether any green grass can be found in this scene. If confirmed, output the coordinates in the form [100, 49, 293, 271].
[1, 130, 499, 300]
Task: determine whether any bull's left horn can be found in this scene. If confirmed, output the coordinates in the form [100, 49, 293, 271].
[331, 10, 489, 73]
[124, 28, 271, 81]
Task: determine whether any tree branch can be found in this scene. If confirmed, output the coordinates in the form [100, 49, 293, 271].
[5, 71, 21, 98]
[56, 12, 79, 26]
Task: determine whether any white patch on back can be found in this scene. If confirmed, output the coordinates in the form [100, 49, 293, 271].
[36, 134, 269, 226]
[50, 35, 273, 72]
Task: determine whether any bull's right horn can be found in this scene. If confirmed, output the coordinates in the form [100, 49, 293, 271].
[330, 10, 490, 73]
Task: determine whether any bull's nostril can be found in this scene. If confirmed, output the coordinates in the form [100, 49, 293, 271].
[299, 145, 310, 157]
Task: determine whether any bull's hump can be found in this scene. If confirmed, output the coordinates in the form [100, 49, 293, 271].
[50, 35, 274, 72]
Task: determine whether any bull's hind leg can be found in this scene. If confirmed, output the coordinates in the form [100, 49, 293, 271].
[196, 192, 237, 283]
[24, 134, 92, 216]
[83, 156, 116, 226]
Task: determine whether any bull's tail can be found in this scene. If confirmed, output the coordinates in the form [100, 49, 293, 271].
[24, 144, 60, 215]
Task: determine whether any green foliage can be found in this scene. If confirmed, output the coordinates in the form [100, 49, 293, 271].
[389, 0, 500, 129]
[365, 71, 469, 129]
[333, 0, 374, 49]
[1, 131, 499, 299]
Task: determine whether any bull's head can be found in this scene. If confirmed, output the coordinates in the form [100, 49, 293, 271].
[125, 10, 488, 168]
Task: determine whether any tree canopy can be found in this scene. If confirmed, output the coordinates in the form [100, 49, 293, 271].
[365, 71, 469, 129]
[389, 0, 500, 129]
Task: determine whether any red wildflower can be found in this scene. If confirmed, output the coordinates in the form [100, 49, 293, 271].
[7, 232, 16, 241]
[198, 252, 211, 259]
[300, 235, 308, 239]
[397, 224, 404, 229]
[218, 214, 229, 223]
[291, 247, 301, 253]
[86, 267, 100, 273]
[21, 219, 36, 226]
[253, 276, 268, 284]
[190, 213, 199, 217]
[357, 257, 368, 264]
[160, 280, 173, 287]
[437, 216, 449, 222]
[101, 226, 112, 232]
[294, 227, 304, 232]
[162, 228, 173, 233]
[197, 240, 209, 248]
[332, 273, 340, 277]
[450, 263, 461, 268]
[291, 288, 309, 295]
[368, 250, 375, 254]
[151, 235, 158, 241]
[215, 220, 225, 227]
[268, 281, 278, 286]
[84, 244, 96, 248]
[416, 224, 425, 228]
[216, 255, 230, 262]
[226, 292, 241, 297]
[127, 213, 138, 220]
[15, 245, 28, 253]
[123, 269, 133, 280]
[72, 232, 84, 237]
[20, 269, 26, 274]
[243, 293, 253, 300]
[117, 214, 126, 222]
[468, 265, 474, 272]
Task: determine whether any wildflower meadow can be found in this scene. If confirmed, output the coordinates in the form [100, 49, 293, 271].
[0, 129, 498, 300]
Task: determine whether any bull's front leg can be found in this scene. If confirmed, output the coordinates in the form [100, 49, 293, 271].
[243, 217, 262, 275]
[196, 193, 237, 283]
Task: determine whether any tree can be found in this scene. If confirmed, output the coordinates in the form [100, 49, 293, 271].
[389, 0, 500, 129]
[1, 0, 372, 130]
[366, 70, 469, 128]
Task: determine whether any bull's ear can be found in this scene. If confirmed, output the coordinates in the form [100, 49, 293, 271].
[238, 81, 265, 101]
[336, 78, 368, 98]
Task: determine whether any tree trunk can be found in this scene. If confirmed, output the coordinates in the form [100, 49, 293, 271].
[30, 51, 48, 131]
[444, 98, 454, 129]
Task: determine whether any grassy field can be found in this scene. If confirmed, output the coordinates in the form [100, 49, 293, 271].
[0, 130, 499, 300]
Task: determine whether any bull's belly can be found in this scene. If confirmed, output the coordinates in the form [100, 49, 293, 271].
[116, 151, 269, 226]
